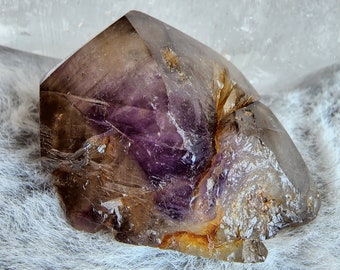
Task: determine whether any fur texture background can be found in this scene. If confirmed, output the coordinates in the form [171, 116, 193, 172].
[0, 42, 339, 269]
[2, 5, 340, 270]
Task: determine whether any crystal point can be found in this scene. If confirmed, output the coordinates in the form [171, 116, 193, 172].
[40, 11, 320, 262]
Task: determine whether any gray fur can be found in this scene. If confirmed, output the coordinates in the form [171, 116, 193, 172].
[0, 46, 339, 269]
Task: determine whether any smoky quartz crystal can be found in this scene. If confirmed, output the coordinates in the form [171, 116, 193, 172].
[40, 11, 320, 262]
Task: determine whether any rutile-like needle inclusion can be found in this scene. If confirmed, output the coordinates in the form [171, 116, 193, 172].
[40, 11, 320, 262]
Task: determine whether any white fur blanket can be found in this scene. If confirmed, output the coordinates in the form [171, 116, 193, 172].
[0, 44, 339, 270]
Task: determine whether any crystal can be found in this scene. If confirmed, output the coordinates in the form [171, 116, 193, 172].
[40, 11, 320, 262]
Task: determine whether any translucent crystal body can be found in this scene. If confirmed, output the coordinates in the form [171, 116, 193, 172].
[40, 11, 320, 262]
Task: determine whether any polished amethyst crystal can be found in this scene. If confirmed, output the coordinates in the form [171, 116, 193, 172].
[40, 11, 320, 262]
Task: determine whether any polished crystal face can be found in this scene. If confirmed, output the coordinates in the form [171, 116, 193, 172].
[40, 11, 320, 262]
